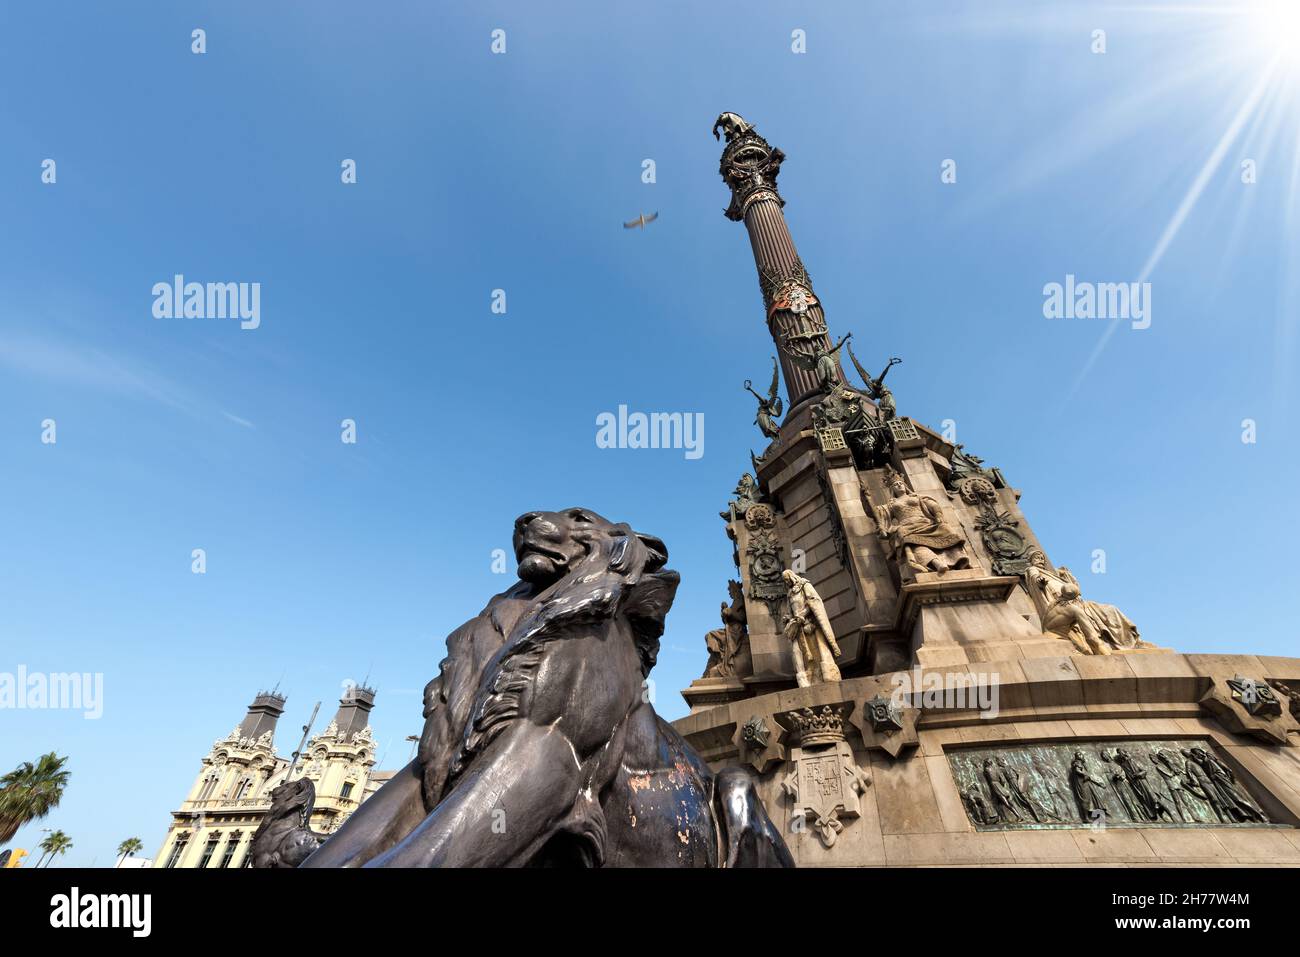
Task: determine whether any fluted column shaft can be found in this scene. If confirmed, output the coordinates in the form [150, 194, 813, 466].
[742, 197, 835, 410]
[716, 116, 841, 416]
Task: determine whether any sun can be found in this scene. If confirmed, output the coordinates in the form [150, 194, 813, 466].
[1244, 0, 1300, 69]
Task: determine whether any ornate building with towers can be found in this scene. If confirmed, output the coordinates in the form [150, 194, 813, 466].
[154, 686, 396, 868]
[675, 113, 1300, 866]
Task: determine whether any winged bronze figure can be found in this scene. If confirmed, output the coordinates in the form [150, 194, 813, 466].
[743, 357, 783, 440]
[847, 345, 900, 421]
[788, 332, 852, 393]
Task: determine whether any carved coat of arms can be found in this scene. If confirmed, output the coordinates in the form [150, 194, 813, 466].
[779, 706, 871, 847]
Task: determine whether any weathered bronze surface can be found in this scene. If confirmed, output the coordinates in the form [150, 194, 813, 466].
[248, 779, 326, 868]
[744, 357, 784, 441]
[847, 348, 900, 421]
[948, 740, 1272, 830]
[303, 509, 793, 868]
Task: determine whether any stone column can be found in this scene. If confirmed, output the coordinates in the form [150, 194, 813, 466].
[716, 116, 842, 415]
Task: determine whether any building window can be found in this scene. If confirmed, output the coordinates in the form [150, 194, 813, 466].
[164, 833, 190, 869]
[197, 833, 222, 869]
[198, 774, 219, 801]
[232, 777, 251, 801]
[340, 782, 354, 800]
[218, 832, 242, 869]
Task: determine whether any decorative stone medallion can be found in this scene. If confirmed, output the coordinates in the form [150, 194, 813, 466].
[1201, 674, 1299, 746]
[741, 715, 771, 751]
[1227, 676, 1283, 718]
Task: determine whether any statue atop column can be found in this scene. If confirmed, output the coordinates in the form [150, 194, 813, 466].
[780, 570, 842, 687]
[712, 111, 754, 142]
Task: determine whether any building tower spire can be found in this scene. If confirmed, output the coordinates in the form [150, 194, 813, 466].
[330, 682, 376, 742]
[237, 689, 287, 742]
[714, 112, 840, 414]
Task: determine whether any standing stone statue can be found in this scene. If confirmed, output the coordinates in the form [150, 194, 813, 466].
[744, 358, 784, 441]
[1024, 552, 1143, 655]
[780, 569, 841, 687]
[1068, 751, 1109, 823]
[701, 580, 748, 679]
[872, 466, 971, 574]
[848, 347, 900, 421]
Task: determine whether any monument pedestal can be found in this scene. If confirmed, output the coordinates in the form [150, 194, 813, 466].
[675, 653, 1300, 867]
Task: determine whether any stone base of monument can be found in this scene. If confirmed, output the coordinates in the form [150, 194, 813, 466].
[681, 675, 750, 711]
[673, 652, 1300, 866]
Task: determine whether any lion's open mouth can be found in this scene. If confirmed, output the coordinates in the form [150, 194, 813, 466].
[517, 541, 571, 565]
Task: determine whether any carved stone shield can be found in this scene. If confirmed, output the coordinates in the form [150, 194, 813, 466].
[782, 739, 870, 848]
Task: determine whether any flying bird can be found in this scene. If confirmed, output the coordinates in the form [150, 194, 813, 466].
[623, 211, 659, 230]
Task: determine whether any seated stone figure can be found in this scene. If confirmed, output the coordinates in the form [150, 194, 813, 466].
[303, 508, 792, 868]
[872, 467, 971, 575]
[1024, 551, 1145, 655]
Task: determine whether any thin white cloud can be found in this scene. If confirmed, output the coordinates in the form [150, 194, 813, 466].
[0, 330, 196, 415]
[221, 411, 256, 429]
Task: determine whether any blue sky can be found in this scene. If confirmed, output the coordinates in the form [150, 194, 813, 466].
[2, 1, 1297, 866]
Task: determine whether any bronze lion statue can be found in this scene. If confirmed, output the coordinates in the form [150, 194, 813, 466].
[303, 508, 792, 868]
[248, 778, 326, 868]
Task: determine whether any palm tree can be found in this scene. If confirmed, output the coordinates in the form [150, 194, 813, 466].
[36, 830, 72, 868]
[116, 837, 144, 867]
[0, 753, 70, 844]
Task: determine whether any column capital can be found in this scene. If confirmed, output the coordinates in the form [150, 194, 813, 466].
[714, 113, 786, 221]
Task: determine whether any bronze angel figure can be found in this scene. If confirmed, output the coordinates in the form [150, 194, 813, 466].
[848, 346, 900, 421]
[788, 332, 852, 393]
[743, 357, 783, 440]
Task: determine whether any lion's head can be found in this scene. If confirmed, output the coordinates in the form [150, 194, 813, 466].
[435, 508, 681, 796]
[513, 508, 667, 588]
[267, 778, 315, 822]
[248, 777, 323, 868]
